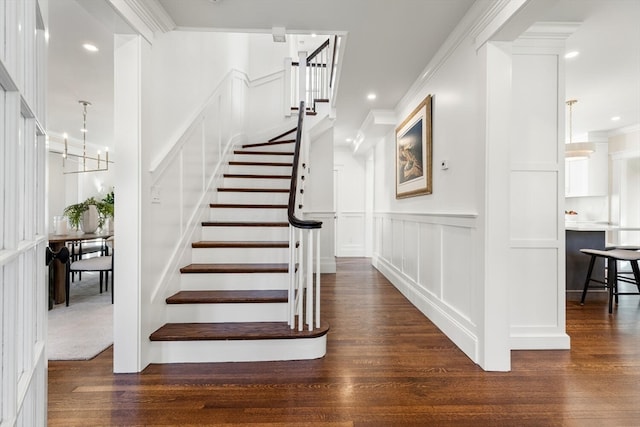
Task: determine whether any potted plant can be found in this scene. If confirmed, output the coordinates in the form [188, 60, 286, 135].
[63, 194, 113, 233]
[98, 191, 114, 231]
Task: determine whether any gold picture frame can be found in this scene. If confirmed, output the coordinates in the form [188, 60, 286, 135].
[395, 94, 432, 199]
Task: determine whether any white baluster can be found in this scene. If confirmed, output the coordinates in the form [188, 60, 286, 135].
[316, 228, 321, 328]
[288, 225, 295, 328]
[297, 227, 304, 331]
[307, 229, 314, 331]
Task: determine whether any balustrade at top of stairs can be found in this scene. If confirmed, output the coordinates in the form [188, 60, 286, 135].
[149, 124, 328, 364]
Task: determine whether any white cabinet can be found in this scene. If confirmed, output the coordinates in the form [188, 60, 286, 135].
[565, 142, 608, 197]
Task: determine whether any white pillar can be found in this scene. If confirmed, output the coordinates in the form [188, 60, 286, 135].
[113, 34, 144, 373]
[507, 27, 572, 351]
[298, 51, 307, 107]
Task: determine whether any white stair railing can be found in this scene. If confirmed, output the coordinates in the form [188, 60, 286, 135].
[288, 38, 335, 114]
[287, 102, 323, 331]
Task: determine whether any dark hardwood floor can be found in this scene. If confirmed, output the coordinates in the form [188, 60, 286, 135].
[48, 258, 640, 426]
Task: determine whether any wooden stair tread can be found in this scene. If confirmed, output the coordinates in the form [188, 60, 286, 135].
[192, 241, 288, 248]
[166, 290, 288, 304]
[242, 139, 295, 149]
[217, 188, 289, 193]
[234, 150, 294, 156]
[202, 221, 289, 227]
[180, 263, 288, 274]
[149, 321, 330, 341]
[209, 203, 287, 208]
[229, 161, 292, 167]
[223, 174, 291, 179]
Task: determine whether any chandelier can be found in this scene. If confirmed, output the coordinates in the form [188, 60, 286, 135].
[63, 100, 112, 174]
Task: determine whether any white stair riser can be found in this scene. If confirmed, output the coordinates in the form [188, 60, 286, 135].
[227, 165, 291, 175]
[192, 247, 289, 263]
[180, 272, 289, 290]
[223, 178, 290, 189]
[202, 226, 289, 241]
[149, 335, 326, 363]
[209, 208, 286, 222]
[165, 303, 287, 323]
[217, 191, 289, 204]
[233, 154, 293, 163]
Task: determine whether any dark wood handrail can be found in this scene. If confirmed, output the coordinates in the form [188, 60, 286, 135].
[329, 35, 338, 89]
[288, 101, 322, 230]
[307, 38, 330, 63]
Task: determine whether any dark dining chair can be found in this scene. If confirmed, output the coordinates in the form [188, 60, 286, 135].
[66, 238, 114, 306]
[45, 246, 70, 310]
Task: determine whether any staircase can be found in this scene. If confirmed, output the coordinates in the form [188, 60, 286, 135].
[149, 128, 329, 363]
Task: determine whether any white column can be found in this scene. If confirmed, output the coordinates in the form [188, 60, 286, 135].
[479, 42, 513, 371]
[113, 34, 144, 372]
[507, 27, 572, 350]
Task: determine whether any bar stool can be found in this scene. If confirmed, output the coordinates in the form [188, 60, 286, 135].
[579, 248, 640, 313]
[606, 246, 640, 286]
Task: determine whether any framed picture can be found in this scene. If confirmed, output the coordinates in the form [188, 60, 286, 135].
[395, 94, 432, 199]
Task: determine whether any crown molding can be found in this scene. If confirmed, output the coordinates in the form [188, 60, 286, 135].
[396, 0, 508, 118]
[109, 0, 175, 43]
[124, 0, 175, 33]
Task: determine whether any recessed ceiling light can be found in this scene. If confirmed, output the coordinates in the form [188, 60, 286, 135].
[83, 43, 98, 52]
[346, 138, 353, 142]
[611, 116, 621, 121]
[311, 33, 317, 38]
[564, 51, 579, 59]
[367, 93, 376, 100]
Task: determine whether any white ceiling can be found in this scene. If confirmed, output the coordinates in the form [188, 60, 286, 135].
[47, 0, 640, 153]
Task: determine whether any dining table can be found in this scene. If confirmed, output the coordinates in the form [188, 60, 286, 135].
[48, 231, 113, 305]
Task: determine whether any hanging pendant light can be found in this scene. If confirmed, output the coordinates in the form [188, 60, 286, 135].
[62, 100, 112, 174]
[565, 99, 595, 160]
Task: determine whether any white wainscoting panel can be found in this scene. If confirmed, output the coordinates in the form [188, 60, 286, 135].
[509, 247, 559, 327]
[442, 226, 473, 320]
[510, 171, 558, 241]
[335, 212, 365, 257]
[372, 212, 479, 364]
[418, 223, 442, 298]
[402, 221, 419, 282]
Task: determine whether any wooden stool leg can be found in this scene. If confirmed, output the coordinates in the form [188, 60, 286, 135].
[631, 260, 640, 293]
[580, 255, 597, 305]
[608, 257, 617, 314]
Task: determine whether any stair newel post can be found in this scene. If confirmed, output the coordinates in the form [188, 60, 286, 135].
[298, 51, 307, 107]
[306, 229, 314, 331]
[284, 57, 292, 117]
[315, 228, 321, 328]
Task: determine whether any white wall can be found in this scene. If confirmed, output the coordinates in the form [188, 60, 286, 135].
[304, 125, 336, 272]
[609, 128, 640, 244]
[368, 3, 572, 371]
[148, 31, 251, 160]
[334, 146, 366, 257]
[371, 31, 485, 366]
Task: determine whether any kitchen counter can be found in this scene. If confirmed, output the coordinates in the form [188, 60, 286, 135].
[564, 224, 640, 291]
[565, 228, 606, 291]
[565, 222, 640, 232]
